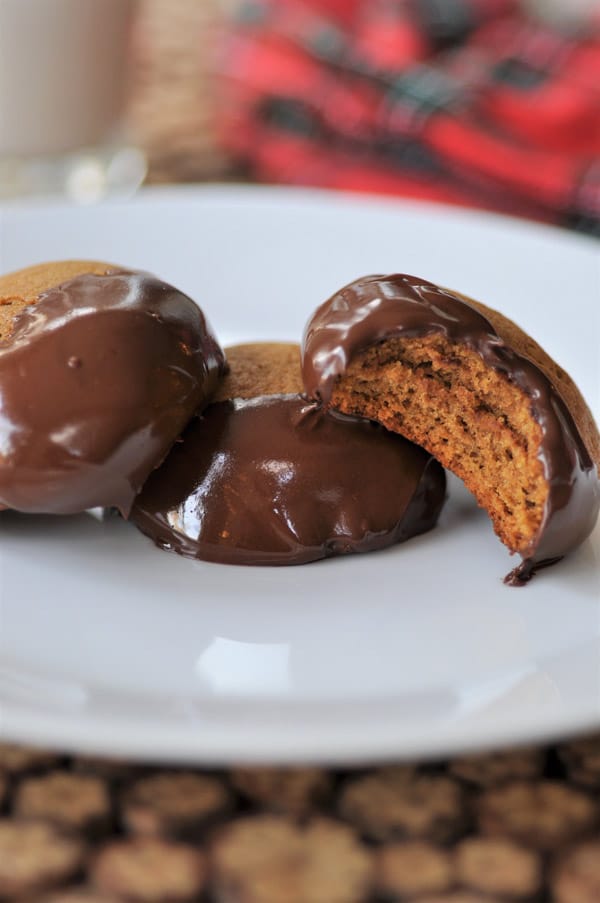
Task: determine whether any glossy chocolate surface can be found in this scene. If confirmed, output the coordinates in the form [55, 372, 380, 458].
[302, 274, 600, 584]
[0, 270, 225, 515]
[131, 395, 446, 565]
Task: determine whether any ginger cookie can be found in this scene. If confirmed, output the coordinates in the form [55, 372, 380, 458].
[0, 260, 225, 515]
[302, 273, 600, 584]
[131, 343, 446, 565]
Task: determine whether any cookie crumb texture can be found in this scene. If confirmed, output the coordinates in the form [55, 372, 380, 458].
[332, 336, 548, 556]
[0, 737, 599, 900]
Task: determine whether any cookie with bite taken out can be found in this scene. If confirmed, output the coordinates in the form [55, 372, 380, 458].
[302, 273, 600, 584]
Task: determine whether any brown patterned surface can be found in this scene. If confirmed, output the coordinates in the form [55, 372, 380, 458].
[0, 737, 599, 901]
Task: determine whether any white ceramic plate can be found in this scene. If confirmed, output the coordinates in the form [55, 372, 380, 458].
[0, 186, 598, 764]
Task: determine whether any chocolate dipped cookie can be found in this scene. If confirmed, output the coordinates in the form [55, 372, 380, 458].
[0, 261, 225, 515]
[302, 274, 600, 584]
[131, 342, 446, 565]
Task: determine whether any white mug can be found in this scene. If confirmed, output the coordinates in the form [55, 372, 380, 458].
[0, 0, 135, 157]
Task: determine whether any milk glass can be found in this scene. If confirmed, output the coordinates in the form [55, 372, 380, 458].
[0, 0, 145, 200]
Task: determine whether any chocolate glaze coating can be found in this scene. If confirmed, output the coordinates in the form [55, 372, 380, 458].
[0, 270, 225, 515]
[302, 274, 600, 584]
[131, 395, 446, 565]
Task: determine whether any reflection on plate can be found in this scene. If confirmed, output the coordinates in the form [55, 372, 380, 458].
[0, 186, 598, 763]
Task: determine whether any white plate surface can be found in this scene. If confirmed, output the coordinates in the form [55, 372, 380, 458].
[0, 185, 598, 764]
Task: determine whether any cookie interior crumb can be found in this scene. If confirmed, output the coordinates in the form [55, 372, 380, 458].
[332, 335, 547, 556]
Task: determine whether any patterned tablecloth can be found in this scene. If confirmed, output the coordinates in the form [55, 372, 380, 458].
[0, 735, 599, 901]
[2, 3, 595, 901]
[131, 0, 600, 233]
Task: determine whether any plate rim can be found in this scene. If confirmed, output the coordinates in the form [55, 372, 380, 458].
[3, 663, 599, 765]
[2, 181, 599, 252]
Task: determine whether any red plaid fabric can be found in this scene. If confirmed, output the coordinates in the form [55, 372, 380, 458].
[216, 0, 600, 233]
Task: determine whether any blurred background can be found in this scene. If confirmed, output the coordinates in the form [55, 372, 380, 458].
[2, 0, 599, 234]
